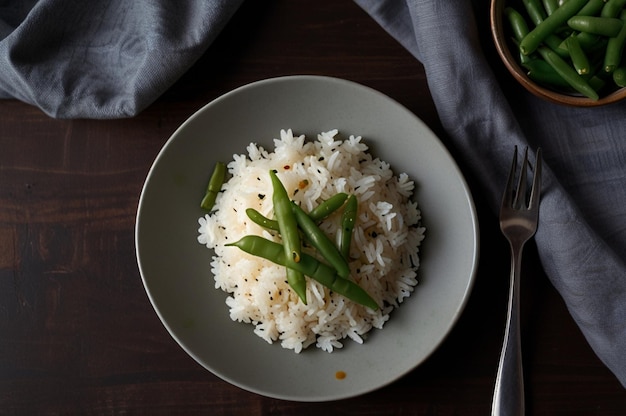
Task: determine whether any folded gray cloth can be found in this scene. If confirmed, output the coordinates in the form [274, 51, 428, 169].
[355, 0, 626, 387]
[0, 0, 243, 118]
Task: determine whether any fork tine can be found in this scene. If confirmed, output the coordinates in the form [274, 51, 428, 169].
[529, 148, 542, 210]
[514, 147, 529, 209]
[501, 146, 518, 210]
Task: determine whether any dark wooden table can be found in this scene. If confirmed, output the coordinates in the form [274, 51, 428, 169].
[1, 1, 624, 414]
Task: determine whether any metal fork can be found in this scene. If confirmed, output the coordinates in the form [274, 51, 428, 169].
[491, 146, 542, 416]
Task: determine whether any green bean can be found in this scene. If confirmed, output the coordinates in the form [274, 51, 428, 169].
[601, 0, 626, 18]
[555, 0, 606, 52]
[200, 162, 226, 211]
[523, 0, 547, 25]
[286, 268, 307, 305]
[557, 31, 597, 55]
[587, 74, 607, 91]
[291, 201, 351, 279]
[537, 46, 600, 99]
[246, 193, 349, 231]
[505, 7, 530, 42]
[246, 208, 280, 231]
[270, 169, 301, 262]
[524, 58, 573, 88]
[566, 35, 591, 74]
[246, 209, 307, 306]
[578, 0, 606, 17]
[226, 235, 379, 310]
[308, 193, 349, 222]
[580, 32, 607, 51]
[340, 194, 358, 261]
[613, 66, 626, 86]
[520, 0, 589, 55]
[584, 47, 607, 75]
[269, 169, 306, 303]
[509, 36, 530, 66]
[542, 0, 560, 16]
[567, 16, 624, 36]
[546, 35, 571, 58]
[520, 0, 569, 58]
[604, 10, 626, 72]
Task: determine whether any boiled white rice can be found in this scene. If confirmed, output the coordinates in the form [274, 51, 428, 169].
[197, 129, 425, 353]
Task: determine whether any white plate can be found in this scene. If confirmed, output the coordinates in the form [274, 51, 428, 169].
[135, 76, 479, 401]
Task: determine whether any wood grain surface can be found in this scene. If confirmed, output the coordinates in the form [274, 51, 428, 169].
[1, 1, 624, 415]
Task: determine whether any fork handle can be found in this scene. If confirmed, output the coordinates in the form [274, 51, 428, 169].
[492, 242, 525, 416]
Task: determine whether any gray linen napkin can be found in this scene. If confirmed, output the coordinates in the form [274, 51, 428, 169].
[0, 0, 243, 118]
[354, 0, 626, 387]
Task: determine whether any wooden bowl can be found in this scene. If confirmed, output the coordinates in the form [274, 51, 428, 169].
[490, 0, 626, 106]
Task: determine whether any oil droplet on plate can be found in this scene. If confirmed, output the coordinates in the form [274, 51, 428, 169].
[335, 371, 346, 380]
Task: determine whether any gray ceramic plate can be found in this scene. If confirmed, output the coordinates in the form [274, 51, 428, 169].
[135, 76, 479, 402]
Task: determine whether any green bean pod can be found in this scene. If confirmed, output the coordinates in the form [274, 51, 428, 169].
[291, 202, 351, 279]
[340, 195, 358, 261]
[545, 34, 570, 58]
[520, 0, 589, 55]
[537, 46, 600, 99]
[604, 10, 626, 72]
[566, 35, 591, 74]
[246, 208, 280, 231]
[601, 0, 626, 18]
[505, 7, 530, 42]
[522, 0, 547, 25]
[308, 193, 349, 222]
[286, 268, 307, 305]
[581, 33, 609, 52]
[557, 31, 598, 55]
[200, 161, 226, 211]
[613, 66, 626, 86]
[246, 192, 349, 231]
[227, 235, 379, 310]
[578, 0, 607, 17]
[269, 169, 306, 303]
[587, 75, 607, 91]
[520, 0, 568, 58]
[567, 16, 624, 37]
[542, 0, 560, 16]
[270, 169, 301, 262]
[524, 58, 572, 88]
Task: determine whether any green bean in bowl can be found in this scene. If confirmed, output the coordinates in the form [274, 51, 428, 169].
[491, 0, 626, 106]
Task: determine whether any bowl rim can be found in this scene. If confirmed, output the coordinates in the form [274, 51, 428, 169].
[134, 75, 481, 401]
[489, 0, 626, 107]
